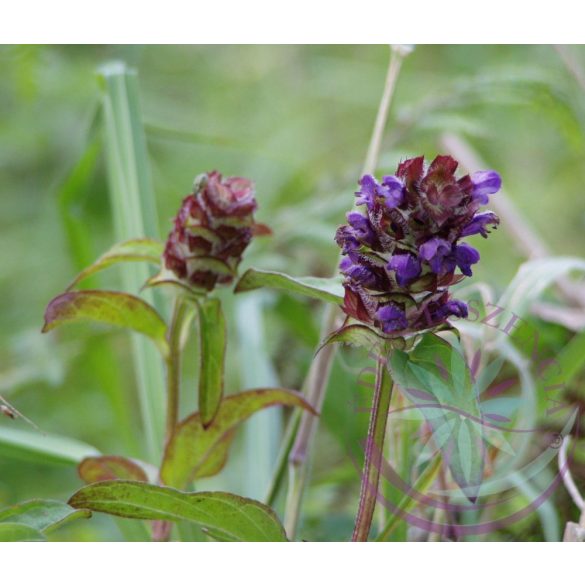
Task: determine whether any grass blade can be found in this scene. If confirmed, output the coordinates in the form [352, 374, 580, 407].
[99, 61, 166, 462]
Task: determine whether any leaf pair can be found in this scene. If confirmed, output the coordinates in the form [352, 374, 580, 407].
[161, 388, 317, 489]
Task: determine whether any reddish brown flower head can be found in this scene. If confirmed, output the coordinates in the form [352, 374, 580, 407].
[163, 171, 269, 291]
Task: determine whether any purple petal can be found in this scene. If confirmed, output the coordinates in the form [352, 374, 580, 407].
[381, 175, 405, 208]
[334, 226, 360, 254]
[419, 237, 453, 274]
[388, 253, 421, 287]
[346, 211, 376, 246]
[355, 175, 378, 208]
[461, 211, 500, 238]
[471, 170, 501, 204]
[455, 243, 480, 276]
[339, 257, 379, 288]
[442, 299, 469, 319]
[376, 304, 408, 333]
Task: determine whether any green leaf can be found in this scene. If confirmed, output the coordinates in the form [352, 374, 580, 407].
[235, 268, 344, 304]
[43, 290, 169, 356]
[161, 388, 317, 489]
[68, 481, 288, 542]
[0, 523, 45, 542]
[388, 333, 485, 500]
[0, 500, 91, 534]
[78, 456, 150, 483]
[198, 298, 226, 426]
[0, 426, 99, 466]
[66, 238, 164, 291]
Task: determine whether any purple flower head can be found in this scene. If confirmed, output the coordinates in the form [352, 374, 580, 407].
[336, 155, 500, 336]
[388, 252, 421, 287]
[376, 304, 408, 333]
[470, 170, 502, 205]
[461, 211, 500, 238]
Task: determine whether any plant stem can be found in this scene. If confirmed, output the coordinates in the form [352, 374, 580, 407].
[153, 297, 190, 542]
[281, 46, 408, 540]
[352, 357, 393, 541]
[165, 298, 189, 444]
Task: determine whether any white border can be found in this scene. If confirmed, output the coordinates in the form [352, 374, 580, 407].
[1, 1, 584, 43]
[1, 542, 583, 583]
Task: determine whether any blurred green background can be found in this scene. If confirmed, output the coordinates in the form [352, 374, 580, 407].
[1, 45, 585, 541]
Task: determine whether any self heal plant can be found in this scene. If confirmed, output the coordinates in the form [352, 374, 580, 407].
[336, 155, 500, 337]
[41, 171, 316, 542]
[333, 155, 501, 540]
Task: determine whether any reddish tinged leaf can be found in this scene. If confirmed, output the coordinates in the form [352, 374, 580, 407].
[78, 456, 150, 484]
[42, 290, 168, 355]
[68, 481, 287, 541]
[161, 388, 317, 489]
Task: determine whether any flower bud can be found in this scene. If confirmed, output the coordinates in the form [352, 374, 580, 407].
[164, 171, 269, 292]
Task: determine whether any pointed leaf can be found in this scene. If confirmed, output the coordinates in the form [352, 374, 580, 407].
[198, 298, 226, 426]
[0, 500, 91, 534]
[66, 238, 164, 291]
[43, 290, 168, 355]
[78, 456, 150, 484]
[0, 523, 45, 542]
[235, 268, 344, 304]
[161, 388, 317, 489]
[68, 481, 287, 541]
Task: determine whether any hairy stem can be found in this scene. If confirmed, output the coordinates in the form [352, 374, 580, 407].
[352, 357, 393, 542]
[280, 46, 407, 540]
